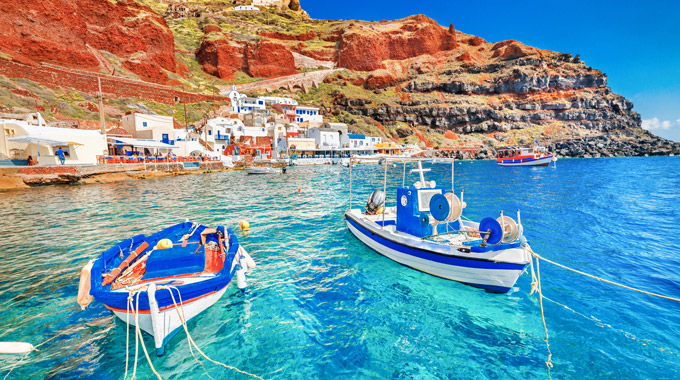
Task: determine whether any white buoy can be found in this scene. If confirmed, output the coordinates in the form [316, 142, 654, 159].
[238, 251, 248, 272]
[236, 268, 247, 290]
[240, 247, 256, 269]
[0, 342, 34, 354]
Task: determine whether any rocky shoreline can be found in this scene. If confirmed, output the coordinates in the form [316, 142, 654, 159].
[0, 162, 230, 191]
[427, 134, 680, 160]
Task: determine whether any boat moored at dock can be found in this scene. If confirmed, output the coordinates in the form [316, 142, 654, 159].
[344, 159, 530, 292]
[77, 221, 255, 356]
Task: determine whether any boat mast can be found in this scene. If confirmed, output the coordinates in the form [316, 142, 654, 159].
[411, 160, 429, 187]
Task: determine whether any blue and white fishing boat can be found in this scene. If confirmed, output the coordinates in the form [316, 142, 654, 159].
[77, 221, 255, 355]
[344, 159, 530, 293]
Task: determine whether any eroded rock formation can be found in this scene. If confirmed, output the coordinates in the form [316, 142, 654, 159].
[0, 0, 177, 83]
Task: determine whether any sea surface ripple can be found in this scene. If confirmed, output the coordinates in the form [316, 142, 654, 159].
[0, 156, 679, 379]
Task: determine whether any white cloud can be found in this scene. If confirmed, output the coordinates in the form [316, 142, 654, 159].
[641, 117, 680, 131]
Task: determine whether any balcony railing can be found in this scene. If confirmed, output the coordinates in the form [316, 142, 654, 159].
[96, 155, 221, 165]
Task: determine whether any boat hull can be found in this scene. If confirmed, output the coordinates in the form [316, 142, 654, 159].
[109, 285, 229, 356]
[88, 222, 244, 356]
[345, 212, 527, 292]
[497, 155, 554, 167]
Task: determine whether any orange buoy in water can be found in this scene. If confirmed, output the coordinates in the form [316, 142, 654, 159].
[298, 188, 301, 193]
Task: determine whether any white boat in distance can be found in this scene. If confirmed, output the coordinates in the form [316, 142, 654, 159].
[244, 166, 286, 174]
[344, 158, 531, 292]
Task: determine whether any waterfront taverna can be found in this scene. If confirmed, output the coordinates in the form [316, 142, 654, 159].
[0, 117, 107, 165]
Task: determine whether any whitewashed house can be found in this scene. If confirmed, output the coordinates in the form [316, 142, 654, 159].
[121, 113, 177, 145]
[368, 136, 382, 146]
[224, 85, 295, 115]
[308, 127, 340, 149]
[295, 106, 323, 124]
[0, 118, 107, 165]
[341, 134, 369, 149]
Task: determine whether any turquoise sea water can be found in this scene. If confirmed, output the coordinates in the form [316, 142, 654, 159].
[1, 157, 679, 379]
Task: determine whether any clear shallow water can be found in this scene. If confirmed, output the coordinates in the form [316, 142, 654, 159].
[1, 157, 679, 379]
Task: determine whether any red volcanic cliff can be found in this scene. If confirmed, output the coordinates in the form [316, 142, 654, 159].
[0, 0, 176, 83]
[336, 15, 457, 71]
[197, 39, 297, 79]
[196, 14, 457, 79]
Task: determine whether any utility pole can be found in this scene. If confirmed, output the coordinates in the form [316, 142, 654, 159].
[98, 77, 107, 154]
[183, 102, 188, 133]
[98, 77, 106, 135]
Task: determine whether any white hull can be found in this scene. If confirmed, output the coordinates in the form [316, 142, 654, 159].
[345, 211, 528, 292]
[112, 286, 228, 355]
[244, 167, 281, 174]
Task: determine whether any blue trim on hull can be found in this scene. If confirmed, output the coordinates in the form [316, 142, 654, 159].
[345, 213, 526, 293]
[346, 214, 526, 270]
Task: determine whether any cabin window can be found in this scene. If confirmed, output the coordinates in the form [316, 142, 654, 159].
[417, 189, 443, 212]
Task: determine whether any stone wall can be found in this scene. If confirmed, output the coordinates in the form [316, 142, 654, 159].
[0, 59, 228, 105]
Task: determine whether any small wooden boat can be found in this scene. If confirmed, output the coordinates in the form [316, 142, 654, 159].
[77, 221, 255, 356]
[496, 144, 555, 167]
[244, 166, 286, 174]
[344, 159, 530, 293]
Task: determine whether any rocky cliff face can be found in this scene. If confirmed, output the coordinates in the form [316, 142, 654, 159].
[196, 14, 457, 79]
[194, 8, 678, 155]
[0, 0, 177, 83]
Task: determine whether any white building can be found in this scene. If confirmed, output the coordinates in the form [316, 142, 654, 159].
[122, 113, 177, 144]
[294, 106, 323, 124]
[234, 5, 258, 11]
[0, 119, 107, 165]
[341, 134, 369, 149]
[367, 136, 382, 146]
[260, 96, 297, 106]
[321, 122, 348, 135]
[308, 127, 340, 149]
[224, 85, 296, 115]
[253, 0, 281, 6]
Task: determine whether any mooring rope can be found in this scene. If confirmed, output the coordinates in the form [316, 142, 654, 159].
[527, 246, 680, 303]
[524, 243, 680, 376]
[166, 286, 266, 380]
[1, 329, 74, 380]
[534, 253, 554, 375]
[133, 291, 163, 380]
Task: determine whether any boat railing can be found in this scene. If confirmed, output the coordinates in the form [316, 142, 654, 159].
[96, 155, 221, 165]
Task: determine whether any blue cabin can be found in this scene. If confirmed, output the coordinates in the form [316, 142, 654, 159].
[396, 185, 459, 238]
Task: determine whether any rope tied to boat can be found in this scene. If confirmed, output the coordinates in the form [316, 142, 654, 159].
[166, 285, 267, 380]
[526, 245, 680, 303]
[120, 285, 266, 380]
[523, 242, 680, 376]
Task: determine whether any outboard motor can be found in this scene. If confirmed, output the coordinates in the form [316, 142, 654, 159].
[365, 190, 386, 215]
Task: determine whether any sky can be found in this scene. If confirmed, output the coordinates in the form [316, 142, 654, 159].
[303, 0, 680, 142]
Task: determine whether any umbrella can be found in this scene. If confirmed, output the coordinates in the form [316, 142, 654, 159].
[8, 135, 68, 146]
[8, 134, 68, 159]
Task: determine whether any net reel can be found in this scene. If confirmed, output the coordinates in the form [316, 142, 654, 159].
[496, 214, 520, 242]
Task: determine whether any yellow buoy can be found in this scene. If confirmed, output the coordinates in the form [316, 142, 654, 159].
[156, 239, 173, 249]
[239, 220, 250, 231]
[377, 207, 384, 215]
